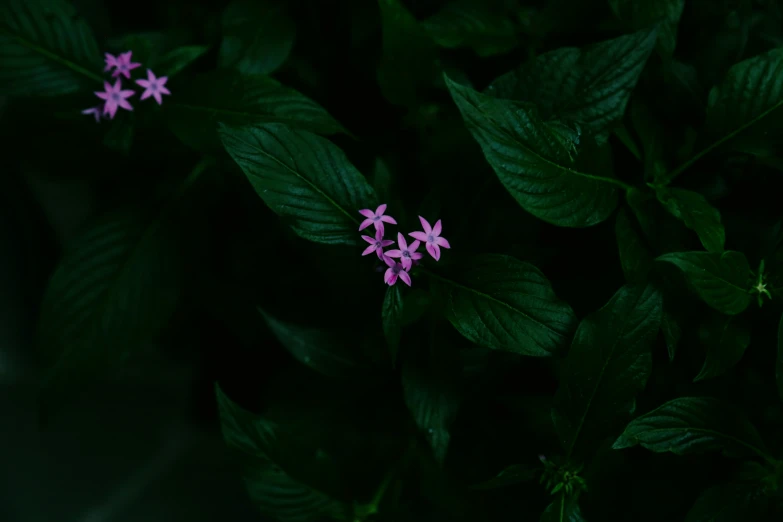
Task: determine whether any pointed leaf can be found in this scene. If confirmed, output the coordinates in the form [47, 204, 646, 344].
[694, 316, 750, 382]
[540, 494, 585, 522]
[615, 207, 653, 283]
[655, 187, 725, 253]
[215, 385, 348, 522]
[661, 309, 682, 362]
[612, 397, 771, 460]
[219, 122, 376, 245]
[382, 285, 403, 367]
[155, 45, 210, 77]
[422, 0, 519, 57]
[219, 0, 295, 75]
[485, 28, 658, 140]
[167, 71, 346, 152]
[664, 48, 783, 183]
[553, 284, 663, 459]
[36, 212, 182, 402]
[0, 0, 102, 96]
[656, 251, 751, 315]
[428, 254, 577, 356]
[609, 0, 685, 56]
[445, 75, 622, 227]
[259, 309, 373, 378]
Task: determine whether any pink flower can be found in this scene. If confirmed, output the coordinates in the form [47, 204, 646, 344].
[112, 51, 141, 79]
[383, 255, 411, 287]
[104, 52, 120, 72]
[358, 204, 397, 235]
[361, 228, 394, 259]
[409, 216, 451, 261]
[81, 106, 102, 122]
[135, 69, 170, 105]
[94, 79, 134, 119]
[385, 232, 423, 271]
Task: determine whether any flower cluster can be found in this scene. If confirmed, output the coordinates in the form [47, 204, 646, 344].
[358, 204, 451, 287]
[82, 51, 171, 122]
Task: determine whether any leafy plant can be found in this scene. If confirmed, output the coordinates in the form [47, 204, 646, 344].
[5, 0, 783, 520]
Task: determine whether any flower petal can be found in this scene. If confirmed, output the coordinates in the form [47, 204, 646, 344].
[117, 98, 133, 111]
[400, 257, 412, 271]
[380, 239, 395, 247]
[157, 76, 168, 86]
[385, 249, 402, 258]
[436, 237, 451, 248]
[359, 208, 375, 218]
[119, 89, 135, 98]
[375, 221, 385, 236]
[427, 243, 441, 261]
[152, 91, 163, 105]
[140, 89, 152, 100]
[158, 85, 171, 95]
[136, 79, 150, 89]
[387, 273, 398, 286]
[411, 252, 423, 260]
[408, 240, 420, 253]
[397, 232, 407, 251]
[359, 218, 373, 231]
[361, 235, 376, 244]
[380, 215, 397, 224]
[383, 255, 396, 268]
[418, 216, 432, 234]
[362, 244, 377, 256]
[376, 249, 386, 260]
[398, 271, 412, 287]
[375, 203, 387, 216]
[432, 219, 442, 236]
[409, 231, 428, 242]
[94, 91, 110, 100]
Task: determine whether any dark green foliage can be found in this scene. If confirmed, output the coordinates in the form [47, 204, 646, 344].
[5, 0, 783, 520]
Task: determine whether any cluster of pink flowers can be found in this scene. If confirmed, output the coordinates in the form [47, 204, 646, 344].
[358, 204, 451, 287]
[82, 51, 171, 122]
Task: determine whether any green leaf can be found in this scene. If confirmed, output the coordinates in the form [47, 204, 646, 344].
[402, 326, 461, 465]
[469, 464, 537, 490]
[615, 207, 653, 283]
[219, 0, 295, 75]
[609, 0, 685, 56]
[661, 309, 682, 362]
[685, 482, 768, 522]
[155, 45, 210, 77]
[777, 313, 783, 404]
[421, 0, 519, 57]
[167, 71, 346, 152]
[540, 494, 585, 522]
[612, 397, 771, 461]
[656, 251, 752, 315]
[259, 309, 374, 378]
[376, 0, 438, 106]
[552, 284, 663, 459]
[220, 123, 376, 245]
[36, 212, 182, 400]
[0, 0, 102, 96]
[485, 28, 658, 140]
[694, 316, 751, 382]
[382, 285, 403, 367]
[655, 187, 725, 253]
[215, 385, 349, 522]
[427, 254, 577, 356]
[663, 48, 783, 184]
[445, 75, 624, 227]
